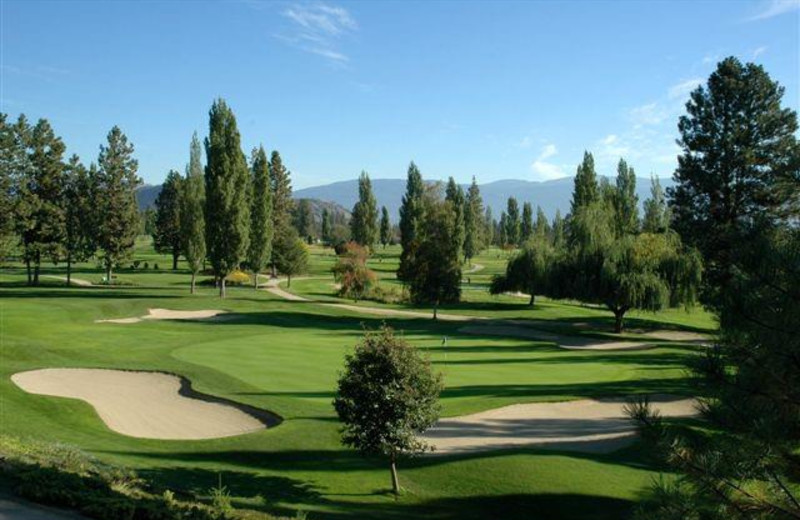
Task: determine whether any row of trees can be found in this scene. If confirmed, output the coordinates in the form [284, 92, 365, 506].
[0, 115, 141, 285]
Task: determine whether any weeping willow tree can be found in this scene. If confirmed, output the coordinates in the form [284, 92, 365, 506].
[490, 235, 554, 306]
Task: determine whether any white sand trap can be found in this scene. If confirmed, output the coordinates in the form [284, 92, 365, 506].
[464, 263, 484, 274]
[11, 369, 273, 440]
[43, 275, 93, 287]
[423, 395, 697, 454]
[96, 308, 227, 324]
[459, 325, 654, 350]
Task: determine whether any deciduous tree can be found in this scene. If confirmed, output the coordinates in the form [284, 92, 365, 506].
[153, 170, 183, 270]
[247, 146, 273, 288]
[350, 171, 378, 249]
[180, 132, 206, 294]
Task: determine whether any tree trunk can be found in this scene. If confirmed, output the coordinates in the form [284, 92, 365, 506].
[172, 252, 178, 271]
[25, 257, 31, 285]
[190, 271, 196, 294]
[219, 277, 226, 298]
[287, 274, 292, 288]
[390, 453, 400, 495]
[66, 256, 72, 286]
[253, 272, 259, 290]
[32, 252, 40, 286]
[613, 308, 625, 333]
[528, 292, 535, 306]
[433, 301, 438, 320]
[106, 261, 112, 286]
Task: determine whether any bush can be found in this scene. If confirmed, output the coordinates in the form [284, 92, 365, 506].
[366, 285, 405, 304]
[225, 270, 251, 286]
[332, 242, 377, 302]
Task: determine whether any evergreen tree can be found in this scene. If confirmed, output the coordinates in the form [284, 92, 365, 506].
[642, 175, 670, 233]
[669, 57, 800, 302]
[204, 99, 251, 298]
[482, 206, 494, 248]
[612, 158, 639, 237]
[321, 208, 332, 245]
[96, 126, 140, 284]
[180, 132, 205, 294]
[247, 145, 273, 288]
[463, 176, 484, 263]
[0, 114, 17, 260]
[444, 177, 465, 258]
[505, 197, 520, 245]
[153, 170, 183, 270]
[497, 212, 508, 247]
[570, 151, 598, 214]
[62, 155, 96, 285]
[552, 210, 565, 249]
[397, 162, 425, 282]
[294, 198, 314, 243]
[379, 206, 390, 248]
[270, 150, 293, 231]
[535, 205, 550, 241]
[520, 201, 533, 242]
[273, 225, 308, 287]
[350, 171, 378, 248]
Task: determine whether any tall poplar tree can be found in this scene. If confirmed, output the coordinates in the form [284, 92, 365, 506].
[642, 175, 670, 233]
[350, 171, 378, 249]
[247, 145, 273, 289]
[444, 177, 465, 258]
[0, 114, 17, 260]
[612, 158, 639, 237]
[204, 99, 250, 298]
[270, 150, 293, 231]
[294, 199, 314, 242]
[180, 132, 205, 294]
[379, 206, 390, 248]
[505, 197, 520, 246]
[552, 209, 565, 249]
[62, 155, 96, 285]
[535, 205, 550, 240]
[520, 201, 533, 242]
[153, 170, 183, 270]
[321, 208, 332, 245]
[96, 126, 140, 284]
[397, 162, 424, 281]
[463, 176, 484, 264]
[570, 151, 598, 214]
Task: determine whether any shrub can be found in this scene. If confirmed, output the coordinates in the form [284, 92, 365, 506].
[332, 242, 377, 302]
[225, 270, 251, 286]
[367, 285, 404, 304]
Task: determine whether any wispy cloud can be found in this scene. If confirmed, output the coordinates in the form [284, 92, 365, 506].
[752, 45, 768, 58]
[668, 78, 703, 100]
[747, 0, 800, 21]
[276, 3, 357, 65]
[530, 143, 565, 180]
[629, 102, 669, 126]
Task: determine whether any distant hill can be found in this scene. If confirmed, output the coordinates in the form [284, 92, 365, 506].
[294, 176, 675, 223]
[135, 185, 161, 211]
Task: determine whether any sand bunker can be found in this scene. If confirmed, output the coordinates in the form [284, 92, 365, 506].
[11, 369, 277, 440]
[43, 275, 93, 287]
[423, 395, 697, 454]
[96, 308, 227, 324]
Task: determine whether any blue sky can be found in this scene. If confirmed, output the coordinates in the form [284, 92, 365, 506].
[2, 0, 798, 188]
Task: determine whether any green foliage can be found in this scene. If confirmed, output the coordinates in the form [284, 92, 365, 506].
[551, 209, 565, 249]
[504, 197, 520, 245]
[612, 159, 639, 237]
[490, 235, 554, 305]
[668, 56, 800, 304]
[570, 151, 598, 214]
[270, 150, 293, 232]
[248, 146, 274, 285]
[204, 99, 251, 296]
[273, 225, 308, 285]
[444, 177, 465, 258]
[153, 169, 183, 269]
[334, 326, 443, 493]
[0, 113, 17, 259]
[321, 207, 332, 245]
[534, 205, 550, 241]
[379, 206, 391, 248]
[397, 162, 424, 282]
[350, 171, 378, 249]
[520, 201, 533, 242]
[642, 175, 670, 233]
[293, 198, 314, 242]
[331, 241, 377, 301]
[63, 155, 96, 278]
[180, 132, 206, 292]
[96, 125, 141, 283]
[463, 176, 485, 262]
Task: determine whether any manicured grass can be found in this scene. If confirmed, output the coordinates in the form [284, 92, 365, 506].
[0, 238, 715, 519]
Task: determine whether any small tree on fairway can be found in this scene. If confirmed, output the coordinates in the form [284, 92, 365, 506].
[273, 225, 308, 287]
[332, 241, 377, 301]
[96, 126, 141, 284]
[180, 132, 206, 294]
[153, 169, 183, 270]
[490, 236, 553, 306]
[334, 326, 443, 495]
[204, 99, 251, 298]
[248, 146, 273, 288]
[379, 206, 390, 248]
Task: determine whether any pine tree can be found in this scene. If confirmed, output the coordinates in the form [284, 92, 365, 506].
[0, 114, 17, 260]
[642, 175, 670, 233]
[247, 145, 273, 288]
[398, 162, 425, 282]
[350, 171, 378, 248]
[444, 177, 465, 258]
[498, 212, 508, 247]
[321, 207, 332, 245]
[570, 151, 598, 214]
[505, 197, 520, 246]
[96, 126, 140, 284]
[62, 155, 96, 285]
[270, 150, 293, 231]
[180, 132, 205, 294]
[379, 206, 390, 248]
[520, 201, 533, 242]
[552, 210, 565, 249]
[613, 158, 639, 237]
[153, 170, 183, 270]
[483, 206, 494, 248]
[294, 198, 314, 242]
[463, 176, 484, 264]
[535, 205, 550, 240]
[204, 99, 251, 298]
[669, 57, 800, 301]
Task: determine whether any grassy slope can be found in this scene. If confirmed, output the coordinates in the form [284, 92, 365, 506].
[0, 239, 715, 520]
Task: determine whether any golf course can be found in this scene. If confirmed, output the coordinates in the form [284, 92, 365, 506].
[0, 241, 715, 519]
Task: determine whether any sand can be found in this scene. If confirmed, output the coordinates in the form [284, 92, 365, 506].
[423, 395, 697, 454]
[11, 368, 270, 440]
[43, 275, 93, 287]
[96, 308, 228, 324]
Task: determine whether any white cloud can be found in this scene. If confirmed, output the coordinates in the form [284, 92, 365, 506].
[601, 134, 618, 145]
[668, 78, 703, 99]
[629, 102, 668, 126]
[752, 45, 768, 58]
[277, 3, 357, 64]
[747, 0, 800, 21]
[530, 144, 565, 180]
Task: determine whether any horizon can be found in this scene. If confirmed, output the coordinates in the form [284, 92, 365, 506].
[3, 0, 798, 189]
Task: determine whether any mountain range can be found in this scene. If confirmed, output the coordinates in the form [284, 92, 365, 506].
[137, 176, 675, 223]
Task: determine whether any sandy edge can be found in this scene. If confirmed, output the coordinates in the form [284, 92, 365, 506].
[96, 308, 228, 324]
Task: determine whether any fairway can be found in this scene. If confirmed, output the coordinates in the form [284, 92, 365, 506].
[0, 241, 715, 519]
